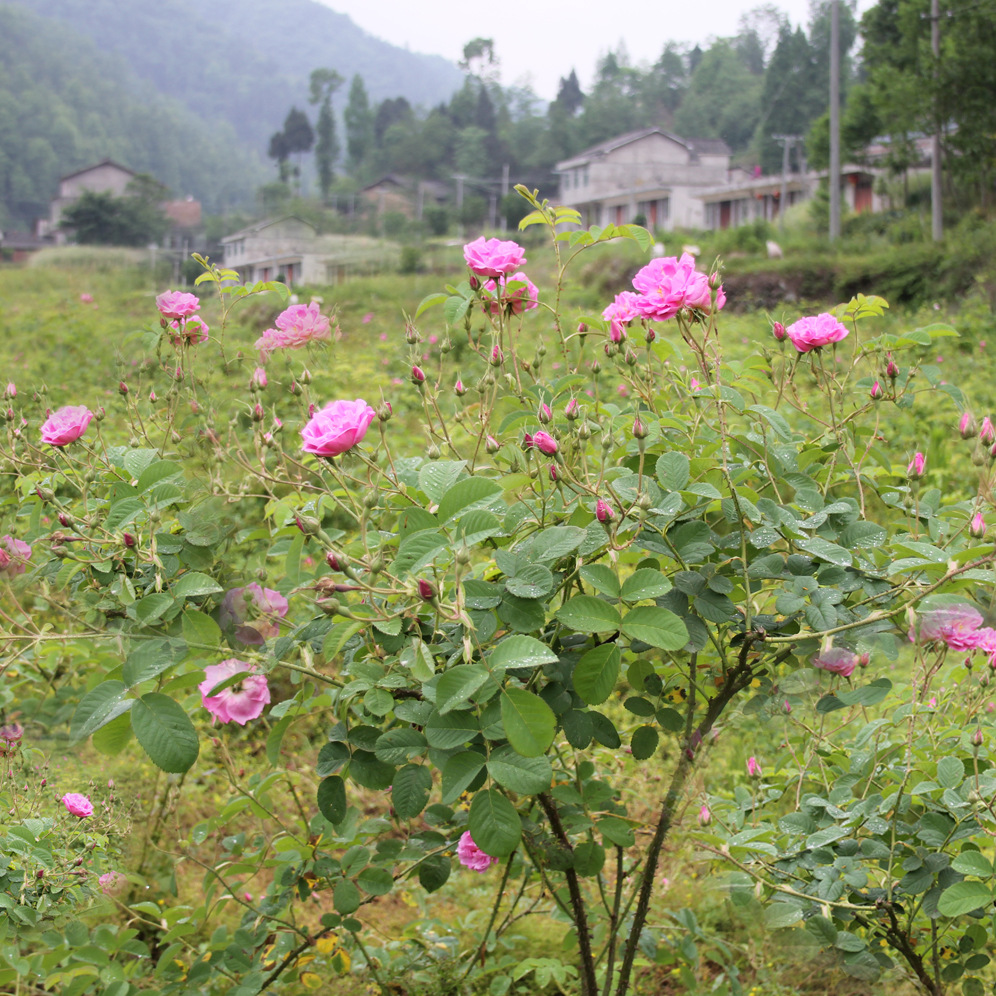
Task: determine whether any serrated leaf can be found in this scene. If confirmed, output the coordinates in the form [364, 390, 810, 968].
[937, 881, 993, 917]
[70, 681, 133, 743]
[436, 665, 490, 714]
[172, 572, 223, 599]
[579, 564, 620, 597]
[468, 789, 521, 856]
[415, 292, 448, 319]
[437, 477, 502, 523]
[487, 635, 558, 672]
[317, 776, 347, 824]
[182, 609, 221, 649]
[656, 452, 690, 492]
[631, 725, 659, 760]
[392, 764, 432, 820]
[556, 595, 621, 633]
[333, 879, 361, 914]
[620, 568, 672, 602]
[952, 851, 993, 878]
[441, 751, 486, 804]
[418, 461, 466, 502]
[374, 729, 427, 764]
[501, 687, 556, 757]
[621, 606, 688, 650]
[573, 645, 620, 706]
[91, 711, 133, 757]
[487, 745, 552, 795]
[130, 693, 199, 773]
[764, 903, 804, 928]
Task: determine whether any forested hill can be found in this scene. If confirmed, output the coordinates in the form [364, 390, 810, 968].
[0, 4, 269, 228]
[4, 0, 464, 153]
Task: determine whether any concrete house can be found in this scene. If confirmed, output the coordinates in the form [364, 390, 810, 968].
[220, 216, 399, 287]
[40, 159, 135, 242]
[555, 128, 732, 231]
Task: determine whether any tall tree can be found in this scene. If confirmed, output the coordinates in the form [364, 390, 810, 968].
[555, 70, 584, 116]
[309, 68, 343, 202]
[344, 74, 373, 173]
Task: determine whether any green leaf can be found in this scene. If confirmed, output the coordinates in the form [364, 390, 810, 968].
[182, 610, 221, 649]
[122, 638, 181, 687]
[656, 452, 690, 492]
[556, 595, 621, 633]
[487, 745, 552, 795]
[764, 903, 804, 928]
[501, 687, 556, 757]
[317, 776, 347, 824]
[441, 751, 486, 804]
[952, 851, 993, 878]
[91, 712, 133, 757]
[130, 693, 199, 773]
[436, 665, 491, 714]
[573, 645, 620, 706]
[374, 729, 427, 765]
[631, 725, 659, 760]
[333, 879, 361, 915]
[437, 477, 502, 523]
[487, 635, 559, 672]
[468, 789, 521, 856]
[172, 572, 223, 599]
[620, 568, 672, 602]
[415, 292, 448, 319]
[505, 564, 554, 599]
[418, 460, 466, 502]
[579, 564, 620, 597]
[936, 756, 965, 790]
[937, 881, 993, 917]
[392, 764, 432, 820]
[70, 681, 133, 743]
[129, 592, 174, 624]
[425, 709, 479, 749]
[621, 606, 688, 650]
[597, 816, 635, 847]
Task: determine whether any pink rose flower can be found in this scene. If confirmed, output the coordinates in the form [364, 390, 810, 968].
[602, 290, 644, 327]
[784, 314, 849, 352]
[199, 659, 271, 725]
[41, 405, 93, 446]
[463, 237, 527, 278]
[255, 303, 333, 359]
[457, 830, 498, 872]
[532, 430, 558, 456]
[62, 792, 93, 818]
[812, 647, 858, 677]
[168, 315, 209, 345]
[0, 536, 31, 576]
[481, 272, 539, 316]
[155, 290, 200, 320]
[912, 604, 984, 650]
[98, 870, 128, 897]
[301, 399, 377, 457]
[219, 584, 288, 644]
[0, 723, 23, 754]
[80, 293, 94, 304]
[632, 253, 724, 323]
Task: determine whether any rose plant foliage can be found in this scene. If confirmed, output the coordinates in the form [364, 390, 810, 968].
[0, 188, 993, 995]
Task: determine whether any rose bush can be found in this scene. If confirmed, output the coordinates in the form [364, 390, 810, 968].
[0, 191, 991, 996]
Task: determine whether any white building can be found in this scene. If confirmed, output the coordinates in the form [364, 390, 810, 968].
[556, 128, 733, 231]
[220, 217, 399, 287]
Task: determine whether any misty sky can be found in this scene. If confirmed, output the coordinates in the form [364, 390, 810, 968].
[318, 0, 874, 101]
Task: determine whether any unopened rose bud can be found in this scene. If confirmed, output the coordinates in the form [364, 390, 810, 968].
[972, 728, 984, 748]
[970, 512, 986, 538]
[94, 407, 106, 421]
[870, 381, 883, 401]
[577, 421, 592, 440]
[538, 403, 552, 424]
[289, 381, 301, 396]
[252, 403, 264, 422]
[596, 499, 614, 523]
[251, 367, 267, 391]
[565, 398, 579, 420]
[697, 804, 711, 826]
[907, 452, 926, 479]
[454, 379, 466, 397]
[590, 359, 601, 375]
[604, 341, 619, 358]
[4, 382, 15, 400]
[58, 512, 72, 527]
[123, 533, 136, 549]
[959, 412, 976, 438]
[549, 464, 558, 482]
[886, 355, 899, 380]
[426, 443, 441, 459]
[300, 367, 312, 385]
[490, 346, 503, 367]
[149, 390, 157, 402]
[469, 276, 479, 292]
[485, 435, 501, 454]
[405, 323, 420, 344]
[118, 382, 129, 396]
[326, 551, 342, 571]
[708, 272, 722, 290]
[377, 401, 392, 421]
[980, 417, 996, 445]
[609, 320, 625, 343]
[417, 579, 435, 601]
[624, 349, 638, 366]
[411, 365, 425, 385]
[772, 322, 787, 342]
[295, 515, 320, 535]
[577, 322, 587, 335]
[633, 416, 647, 439]
[858, 652, 870, 667]
[645, 328, 656, 344]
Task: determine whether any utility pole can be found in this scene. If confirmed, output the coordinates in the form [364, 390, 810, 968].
[829, 0, 841, 242]
[930, 0, 942, 241]
[772, 134, 802, 231]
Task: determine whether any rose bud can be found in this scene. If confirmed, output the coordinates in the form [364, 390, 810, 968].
[596, 499, 614, 522]
[454, 379, 466, 397]
[772, 322, 787, 342]
[538, 403, 552, 424]
[870, 381, 883, 401]
[959, 412, 976, 438]
[411, 365, 426, 385]
[417, 579, 436, 601]
[485, 435, 501, 454]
